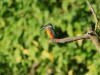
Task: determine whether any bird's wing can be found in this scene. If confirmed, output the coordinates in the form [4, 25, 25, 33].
[50, 28, 58, 38]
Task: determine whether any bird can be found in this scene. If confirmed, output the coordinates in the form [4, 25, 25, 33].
[41, 23, 58, 39]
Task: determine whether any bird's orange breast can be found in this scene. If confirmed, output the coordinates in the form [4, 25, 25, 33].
[46, 28, 55, 39]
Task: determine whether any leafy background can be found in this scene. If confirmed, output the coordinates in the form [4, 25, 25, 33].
[0, 0, 100, 75]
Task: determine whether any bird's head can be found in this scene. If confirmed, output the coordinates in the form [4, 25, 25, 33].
[41, 23, 53, 30]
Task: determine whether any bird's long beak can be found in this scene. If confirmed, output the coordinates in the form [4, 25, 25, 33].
[41, 26, 46, 30]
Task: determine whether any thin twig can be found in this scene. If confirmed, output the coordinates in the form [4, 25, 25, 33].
[29, 62, 40, 75]
[50, 34, 90, 43]
[86, 0, 98, 31]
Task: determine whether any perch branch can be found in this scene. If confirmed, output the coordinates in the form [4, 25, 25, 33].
[86, 0, 98, 31]
[50, 34, 90, 43]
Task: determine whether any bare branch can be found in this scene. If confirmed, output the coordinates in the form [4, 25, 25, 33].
[50, 27, 100, 52]
[50, 34, 90, 43]
[86, 0, 98, 31]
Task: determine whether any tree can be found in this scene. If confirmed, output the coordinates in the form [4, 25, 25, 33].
[50, 0, 100, 52]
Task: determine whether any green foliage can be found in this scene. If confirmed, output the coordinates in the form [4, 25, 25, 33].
[0, 0, 100, 75]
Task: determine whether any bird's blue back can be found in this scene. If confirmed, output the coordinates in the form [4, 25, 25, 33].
[50, 27, 58, 38]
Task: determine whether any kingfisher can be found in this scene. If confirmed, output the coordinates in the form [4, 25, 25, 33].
[41, 23, 58, 39]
